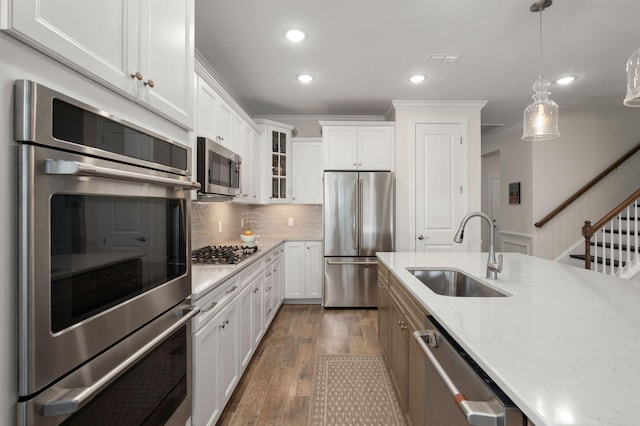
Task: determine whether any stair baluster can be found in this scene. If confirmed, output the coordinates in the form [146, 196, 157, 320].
[581, 191, 640, 278]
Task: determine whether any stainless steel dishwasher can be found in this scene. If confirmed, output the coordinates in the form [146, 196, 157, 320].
[413, 316, 526, 426]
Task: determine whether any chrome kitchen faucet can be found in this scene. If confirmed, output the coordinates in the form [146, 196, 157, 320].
[454, 212, 503, 279]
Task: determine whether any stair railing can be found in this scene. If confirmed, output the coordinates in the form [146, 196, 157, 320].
[582, 188, 640, 275]
[535, 141, 640, 228]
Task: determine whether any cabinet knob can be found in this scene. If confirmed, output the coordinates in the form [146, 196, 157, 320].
[144, 79, 156, 88]
[353, 163, 357, 166]
[130, 71, 143, 80]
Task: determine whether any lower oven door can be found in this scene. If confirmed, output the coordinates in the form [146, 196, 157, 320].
[18, 303, 199, 426]
[19, 144, 193, 397]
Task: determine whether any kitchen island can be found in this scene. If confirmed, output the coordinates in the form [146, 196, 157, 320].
[377, 251, 640, 426]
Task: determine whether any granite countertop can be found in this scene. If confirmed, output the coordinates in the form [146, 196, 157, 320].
[377, 251, 640, 426]
[190, 237, 322, 300]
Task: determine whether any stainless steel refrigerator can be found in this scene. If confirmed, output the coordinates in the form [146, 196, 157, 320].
[323, 171, 394, 307]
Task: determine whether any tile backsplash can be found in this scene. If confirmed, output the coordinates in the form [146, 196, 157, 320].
[191, 202, 322, 249]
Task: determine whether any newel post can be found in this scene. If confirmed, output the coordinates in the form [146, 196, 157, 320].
[582, 221, 593, 270]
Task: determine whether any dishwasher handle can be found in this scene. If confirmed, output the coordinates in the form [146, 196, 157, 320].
[413, 330, 503, 426]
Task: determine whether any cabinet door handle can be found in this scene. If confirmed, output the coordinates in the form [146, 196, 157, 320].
[253, 287, 259, 293]
[143, 79, 155, 88]
[130, 71, 143, 80]
[225, 285, 238, 294]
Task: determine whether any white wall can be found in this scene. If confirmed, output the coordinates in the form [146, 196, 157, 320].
[482, 96, 640, 260]
[0, 32, 190, 425]
[481, 124, 534, 255]
[532, 97, 640, 259]
[393, 101, 485, 251]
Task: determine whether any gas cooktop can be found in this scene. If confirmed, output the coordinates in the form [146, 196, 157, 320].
[191, 245, 259, 265]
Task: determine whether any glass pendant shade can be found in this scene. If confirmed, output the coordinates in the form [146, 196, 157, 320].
[624, 48, 640, 107]
[522, 78, 560, 141]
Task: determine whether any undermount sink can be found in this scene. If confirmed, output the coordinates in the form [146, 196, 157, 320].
[408, 269, 509, 297]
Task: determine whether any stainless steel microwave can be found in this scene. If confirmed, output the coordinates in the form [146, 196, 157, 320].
[196, 137, 242, 198]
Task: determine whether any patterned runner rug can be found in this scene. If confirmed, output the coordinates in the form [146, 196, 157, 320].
[308, 354, 406, 426]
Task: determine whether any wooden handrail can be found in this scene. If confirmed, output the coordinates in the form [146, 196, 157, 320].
[535, 141, 640, 228]
[582, 187, 640, 270]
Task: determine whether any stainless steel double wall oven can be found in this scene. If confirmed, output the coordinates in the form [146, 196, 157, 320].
[15, 80, 199, 425]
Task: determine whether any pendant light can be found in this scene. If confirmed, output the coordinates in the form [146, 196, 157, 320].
[522, 0, 560, 141]
[624, 48, 640, 106]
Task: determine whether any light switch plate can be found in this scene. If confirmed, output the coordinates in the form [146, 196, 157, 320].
[288, 218, 294, 227]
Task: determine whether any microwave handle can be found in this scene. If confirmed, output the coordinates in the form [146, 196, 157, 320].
[45, 159, 200, 190]
[42, 305, 200, 417]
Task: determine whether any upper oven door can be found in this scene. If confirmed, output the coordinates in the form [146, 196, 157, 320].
[18, 143, 193, 397]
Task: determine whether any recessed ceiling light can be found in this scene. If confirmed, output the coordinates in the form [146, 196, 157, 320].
[555, 76, 577, 85]
[285, 29, 306, 42]
[409, 74, 426, 84]
[297, 74, 313, 83]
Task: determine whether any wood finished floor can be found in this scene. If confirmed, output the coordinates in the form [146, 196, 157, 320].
[217, 304, 381, 426]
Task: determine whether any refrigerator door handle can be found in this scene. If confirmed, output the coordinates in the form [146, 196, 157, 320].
[326, 260, 378, 266]
[352, 177, 358, 249]
[358, 178, 363, 250]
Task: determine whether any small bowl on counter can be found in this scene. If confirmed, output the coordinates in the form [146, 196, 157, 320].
[240, 234, 256, 244]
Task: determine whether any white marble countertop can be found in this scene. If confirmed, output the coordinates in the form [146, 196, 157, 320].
[191, 237, 322, 300]
[377, 251, 640, 426]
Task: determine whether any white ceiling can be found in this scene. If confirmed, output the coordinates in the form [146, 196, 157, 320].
[195, 0, 640, 129]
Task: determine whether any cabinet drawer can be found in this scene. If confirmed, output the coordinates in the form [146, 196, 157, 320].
[193, 276, 240, 332]
[240, 259, 263, 288]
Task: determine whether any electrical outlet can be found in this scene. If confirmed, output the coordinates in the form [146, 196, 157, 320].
[288, 217, 294, 227]
[218, 221, 222, 233]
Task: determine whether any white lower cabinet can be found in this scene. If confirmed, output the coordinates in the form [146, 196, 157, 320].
[193, 245, 284, 426]
[193, 276, 240, 426]
[250, 273, 264, 347]
[238, 282, 254, 370]
[284, 241, 323, 301]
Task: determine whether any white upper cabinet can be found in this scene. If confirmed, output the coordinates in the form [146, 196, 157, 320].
[3, 0, 195, 129]
[291, 138, 323, 204]
[196, 74, 239, 151]
[321, 122, 395, 171]
[255, 119, 295, 204]
[196, 75, 220, 141]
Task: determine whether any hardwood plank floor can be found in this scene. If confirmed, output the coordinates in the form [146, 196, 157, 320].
[217, 304, 381, 426]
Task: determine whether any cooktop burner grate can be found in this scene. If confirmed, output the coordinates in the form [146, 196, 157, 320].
[191, 245, 259, 265]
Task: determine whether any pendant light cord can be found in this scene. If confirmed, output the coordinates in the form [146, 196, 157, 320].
[539, 5, 543, 80]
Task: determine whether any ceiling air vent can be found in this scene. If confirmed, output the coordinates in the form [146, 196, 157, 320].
[427, 54, 461, 65]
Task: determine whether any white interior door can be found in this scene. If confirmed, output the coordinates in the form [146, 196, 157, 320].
[415, 123, 466, 252]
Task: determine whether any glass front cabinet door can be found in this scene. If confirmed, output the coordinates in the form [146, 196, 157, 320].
[254, 120, 293, 203]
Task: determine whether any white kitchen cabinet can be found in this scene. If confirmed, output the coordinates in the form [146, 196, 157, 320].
[291, 138, 323, 204]
[233, 123, 260, 203]
[238, 282, 253, 370]
[255, 119, 295, 204]
[284, 241, 323, 301]
[249, 128, 263, 202]
[250, 272, 264, 347]
[196, 74, 239, 151]
[320, 122, 394, 171]
[193, 276, 240, 426]
[271, 246, 285, 310]
[3, 0, 194, 128]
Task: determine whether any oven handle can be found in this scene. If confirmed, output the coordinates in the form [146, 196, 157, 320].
[42, 305, 200, 418]
[45, 159, 201, 190]
[413, 330, 502, 426]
